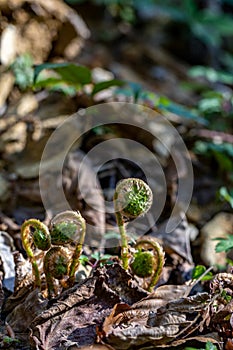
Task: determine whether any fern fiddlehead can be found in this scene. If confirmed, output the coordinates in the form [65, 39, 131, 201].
[113, 178, 153, 270]
[21, 219, 51, 288]
[45, 210, 86, 297]
[131, 237, 165, 292]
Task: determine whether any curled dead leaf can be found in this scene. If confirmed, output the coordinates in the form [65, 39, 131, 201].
[29, 263, 147, 349]
[102, 293, 212, 349]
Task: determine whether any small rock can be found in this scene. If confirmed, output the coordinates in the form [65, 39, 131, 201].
[17, 93, 38, 116]
[0, 25, 18, 65]
[92, 67, 114, 83]
[0, 72, 15, 108]
[200, 212, 233, 266]
[186, 203, 202, 223]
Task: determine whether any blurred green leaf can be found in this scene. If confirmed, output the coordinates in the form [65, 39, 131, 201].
[198, 97, 222, 114]
[34, 77, 64, 88]
[221, 52, 233, 72]
[213, 149, 233, 172]
[219, 187, 233, 208]
[128, 81, 142, 103]
[11, 54, 34, 90]
[79, 254, 89, 265]
[189, 66, 233, 84]
[206, 342, 218, 350]
[91, 252, 113, 261]
[133, 0, 233, 47]
[34, 63, 92, 85]
[159, 100, 208, 125]
[92, 79, 125, 96]
[34, 77, 77, 96]
[215, 235, 233, 253]
[185, 340, 218, 350]
[119, 87, 208, 125]
[191, 10, 233, 47]
[114, 82, 142, 102]
[192, 265, 213, 281]
[192, 265, 206, 279]
[3, 336, 20, 345]
[194, 141, 233, 174]
[221, 289, 232, 302]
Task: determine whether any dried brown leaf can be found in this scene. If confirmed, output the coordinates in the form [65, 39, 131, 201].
[139, 333, 221, 349]
[103, 293, 212, 350]
[78, 345, 115, 350]
[5, 289, 48, 342]
[0, 231, 15, 279]
[155, 214, 194, 264]
[211, 298, 233, 341]
[132, 284, 191, 309]
[29, 263, 147, 349]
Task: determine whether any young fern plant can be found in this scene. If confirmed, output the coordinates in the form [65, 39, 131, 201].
[21, 219, 51, 288]
[113, 178, 153, 269]
[114, 178, 164, 291]
[44, 211, 86, 298]
[21, 210, 86, 298]
[131, 237, 165, 292]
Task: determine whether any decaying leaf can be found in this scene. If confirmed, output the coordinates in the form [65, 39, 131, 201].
[209, 272, 233, 345]
[78, 345, 115, 350]
[12, 251, 33, 293]
[0, 231, 15, 279]
[138, 333, 221, 349]
[155, 213, 194, 264]
[133, 272, 233, 350]
[4, 289, 48, 343]
[102, 292, 212, 349]
[24, 263, 147, 349]
[133, 284, 192, 309]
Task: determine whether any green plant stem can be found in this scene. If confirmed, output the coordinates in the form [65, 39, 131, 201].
[68, 213, 86, 286]
[43, 247, 59, 299]
[113, 178, 153, 270]
[134, 238, 165, 292]
[114, 203, 129, 270]
[21, 219, 50, 288]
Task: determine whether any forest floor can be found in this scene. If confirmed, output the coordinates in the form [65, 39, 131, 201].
[0, 1, 233, 349]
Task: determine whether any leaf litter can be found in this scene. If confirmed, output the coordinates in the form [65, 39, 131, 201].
[1, 254, 232, 349]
